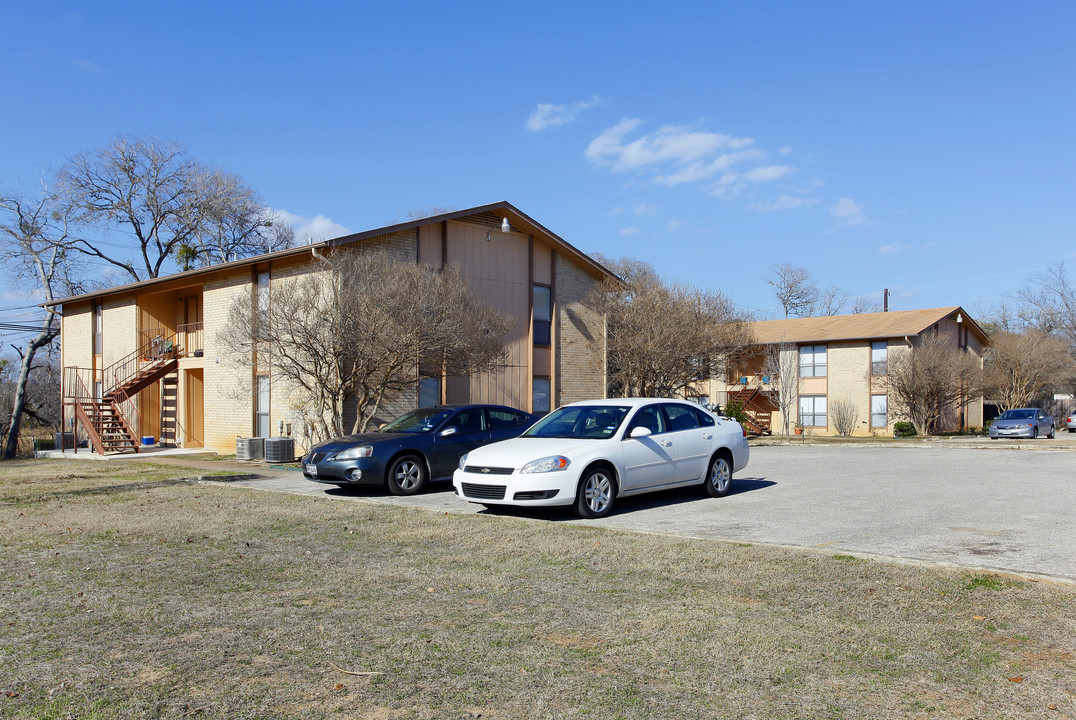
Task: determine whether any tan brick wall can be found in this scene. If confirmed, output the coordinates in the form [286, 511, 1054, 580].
[554, 254, 605, 406]
[61, 301, 93, 371]
[203, 269, 255, 454]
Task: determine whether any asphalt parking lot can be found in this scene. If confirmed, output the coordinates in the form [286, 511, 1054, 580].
[217, 442, 1076, 583]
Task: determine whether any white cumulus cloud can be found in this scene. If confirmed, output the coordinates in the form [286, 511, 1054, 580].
[879, 243, 910, 256]
[275, 209, 351, 242]
[830, 197, 866, 227]
[526, 96, 601, 131]
[619, 226, 640, 237]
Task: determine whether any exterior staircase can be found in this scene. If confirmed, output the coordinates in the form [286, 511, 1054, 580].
[62, 333, 182, 455]
[727, 386, 774, 436]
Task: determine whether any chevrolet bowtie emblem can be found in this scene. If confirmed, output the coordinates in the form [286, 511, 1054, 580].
[481, 468, 490, 473]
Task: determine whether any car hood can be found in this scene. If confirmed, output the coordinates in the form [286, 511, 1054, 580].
[463, 436, 604, 469]
[311, 432, 413, 452]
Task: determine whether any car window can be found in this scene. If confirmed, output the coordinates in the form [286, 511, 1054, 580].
[1000, 409, 1034, 420]
[626, 405, 666, 436]
[692, 407, 716, 427]
[449, 408, 486, 434]
[664, 404, 700, 432]
[488, 408, 525, 430]
[381, 408, 453, 433]
[525, 405, 630, 439]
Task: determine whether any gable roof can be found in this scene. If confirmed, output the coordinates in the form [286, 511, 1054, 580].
[46, 201, 617, 306]
[751, 307, 988, 345]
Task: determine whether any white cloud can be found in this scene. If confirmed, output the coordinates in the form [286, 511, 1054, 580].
[830, 197, 866, 226]
[526, 96, 601, 131]
[633, 203, 656, 216]
[748, 195, 818, 211]
[879, 243, 910, 256]
[275, 209, 351, 242]
[666, 220, 684, 232]
[655, 149, 763, 186]
[742, 165, 795, 183]
[619, 226, 639, 237]
[586, 119, 754, 172]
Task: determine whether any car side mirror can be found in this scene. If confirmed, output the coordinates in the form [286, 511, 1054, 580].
[629, 426, 652, 439]
[439, 426, 458, 437]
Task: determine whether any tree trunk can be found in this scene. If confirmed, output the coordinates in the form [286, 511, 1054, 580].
[4, 325, 57, 459]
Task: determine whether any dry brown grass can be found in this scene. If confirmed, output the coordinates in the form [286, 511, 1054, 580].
[2, 459, 1075, 719]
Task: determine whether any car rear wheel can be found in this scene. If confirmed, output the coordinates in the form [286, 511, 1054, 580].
[574, 467, 614, 519]
[1047, 425, 1055, 439]
[386, 455, 427, 495]
[704, 454, 732, 497]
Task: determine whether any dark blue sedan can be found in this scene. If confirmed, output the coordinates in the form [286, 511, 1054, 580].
[301, 404, 538, 495]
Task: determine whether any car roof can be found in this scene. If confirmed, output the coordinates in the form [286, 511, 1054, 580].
[561, 397, 701, 408]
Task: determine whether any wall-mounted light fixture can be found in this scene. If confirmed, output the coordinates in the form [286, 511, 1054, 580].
[487, 217, 511, 241]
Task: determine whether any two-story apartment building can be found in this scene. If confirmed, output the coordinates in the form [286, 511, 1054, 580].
[716, 307, 988, 436]
[52, 202, 615, 456]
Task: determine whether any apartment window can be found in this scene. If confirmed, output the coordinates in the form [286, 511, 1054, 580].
[418, 376, 441, 407]
[92, 302, 103, 355]
[871, 394, 888, 428]
[871, 341, 888, 375]
[256, 271, 270, 313]
[532, 377, 551, 414]
[533, 285, 551, 347]
[255, 374, 270, 437]
[799, 395, 827, 427]
[799, 345, 827, 377]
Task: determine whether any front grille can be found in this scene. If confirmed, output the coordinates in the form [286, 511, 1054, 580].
[306, 452, 327, 464]
[461, 483, 507, 500]
[464, 465, 514, 475]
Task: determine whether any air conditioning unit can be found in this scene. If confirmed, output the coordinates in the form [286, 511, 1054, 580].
[264, 436, 295, 463]
[236, 437, 265, 460]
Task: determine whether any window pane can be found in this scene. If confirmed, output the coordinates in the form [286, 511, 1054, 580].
[871, 341, 887, 375]
[664, 404, 700, 432]
[418, 377, 440, 407]
[871, 394, 887, 428]
[532, 378, 551, 414]
[533, 286, 551, 322]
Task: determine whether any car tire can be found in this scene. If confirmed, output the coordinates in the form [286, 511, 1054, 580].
[1047, 425, 1055, 439]
[1069, 428, 1075, 433]
[574, 467, 615, 519]
[386, 455, 427, 495]
[704, 453, 733, 498]
[1032, 427, 1039, 439]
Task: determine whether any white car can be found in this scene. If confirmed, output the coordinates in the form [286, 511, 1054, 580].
[453, 398, 750, 518]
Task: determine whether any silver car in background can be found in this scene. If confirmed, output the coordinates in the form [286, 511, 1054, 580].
[989, 408, 1055, 439]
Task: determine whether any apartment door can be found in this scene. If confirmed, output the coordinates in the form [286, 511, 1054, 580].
[184, 369, 204, 448]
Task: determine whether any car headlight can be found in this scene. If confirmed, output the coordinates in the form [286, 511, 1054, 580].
[332, 445, 373, 461]
[458, 452, 469, 470]
[520, 455, 571, 473]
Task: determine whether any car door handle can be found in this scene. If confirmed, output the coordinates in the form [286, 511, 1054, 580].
[701, 433, 712, 439]
[659, 440, 672, 447]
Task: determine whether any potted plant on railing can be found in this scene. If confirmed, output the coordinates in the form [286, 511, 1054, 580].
[794, 422, 804, 436]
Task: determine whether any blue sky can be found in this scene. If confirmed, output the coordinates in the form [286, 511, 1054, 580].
[1, 0, 1074, 338]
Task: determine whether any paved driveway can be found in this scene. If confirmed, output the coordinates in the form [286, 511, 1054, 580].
[218, 444, 1076, 582]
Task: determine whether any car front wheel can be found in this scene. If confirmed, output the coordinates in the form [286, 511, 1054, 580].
[386, 455, 427, 495]
[575, 467, 614, 519]
[704, 454, 733, 497]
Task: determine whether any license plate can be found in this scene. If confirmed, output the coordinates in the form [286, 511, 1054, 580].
[305, 464, 316, 474]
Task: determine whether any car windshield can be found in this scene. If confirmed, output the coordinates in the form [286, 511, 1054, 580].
[380, 408, 453, 433]
[524, 405, 630, 440]
[998, 409, 1034, 420]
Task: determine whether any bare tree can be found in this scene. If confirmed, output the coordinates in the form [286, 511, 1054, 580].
[767, 263, 818, 319]
[590, 257, 753, 398]
[887, 334, 982, 436]
[56, 135, 287, 282]
[814, 285, 849, 317]
[851, 296, 883, 314]
[830, 398, 859, 436]
[761, 340, 798, 441]
[983, 330, 1075, 412]
[0, 186, 82, 458]
[1016, 262, 1076, 350]
[220, 250, 513, 444]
